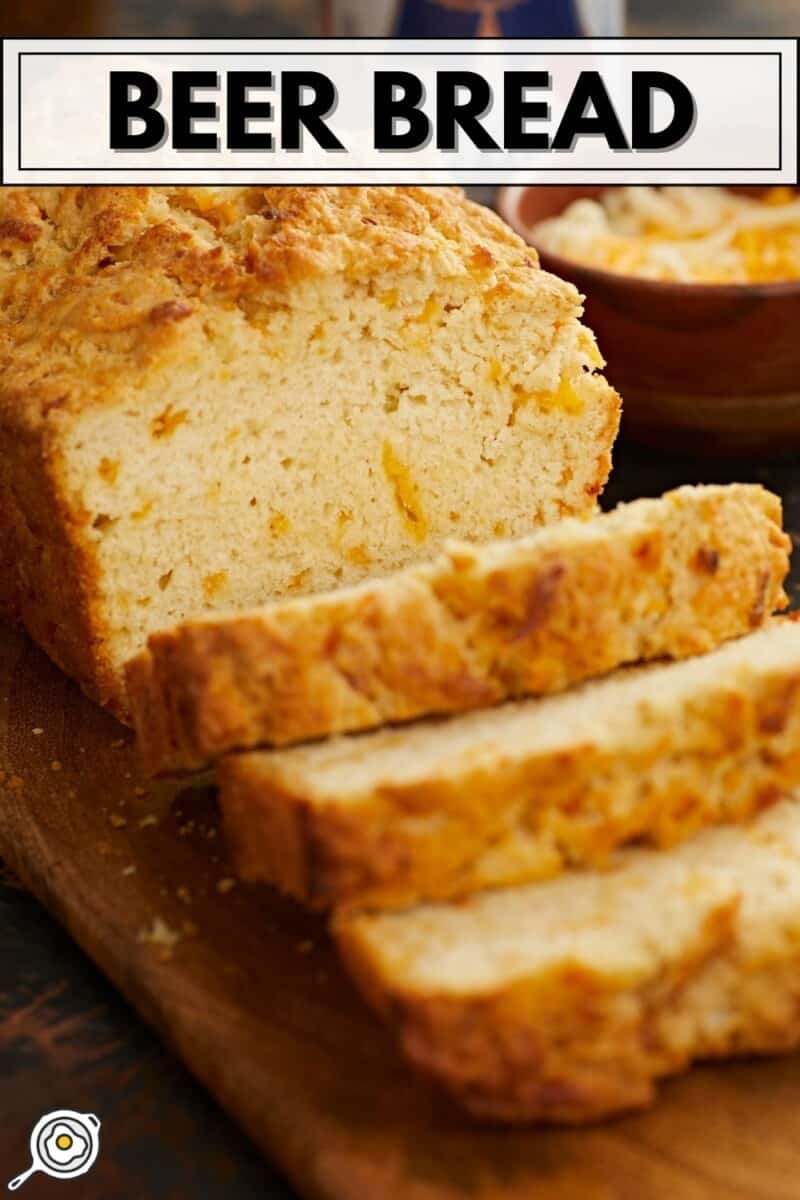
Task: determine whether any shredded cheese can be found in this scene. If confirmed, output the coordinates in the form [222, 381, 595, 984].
[532, 187, 800, 283]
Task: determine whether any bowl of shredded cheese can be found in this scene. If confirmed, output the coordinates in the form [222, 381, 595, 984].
[497, 185, 800, 453]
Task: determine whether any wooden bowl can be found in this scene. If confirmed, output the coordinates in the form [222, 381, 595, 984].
[496, 186, 800, 454]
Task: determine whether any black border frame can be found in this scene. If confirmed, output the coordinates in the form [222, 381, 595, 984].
[4, 37, 796, 182]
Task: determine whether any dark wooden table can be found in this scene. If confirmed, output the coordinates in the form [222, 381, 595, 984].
[0, 874, 284, 1197]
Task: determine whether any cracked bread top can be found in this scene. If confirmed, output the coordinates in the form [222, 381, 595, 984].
[0, 186, 582, 432]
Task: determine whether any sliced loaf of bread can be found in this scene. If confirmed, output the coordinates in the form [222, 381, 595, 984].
[0, 185, 619, 718]
[220, 617, 800, 911]
[129, 483, 789, 774]
[335, 796, 800, 1123]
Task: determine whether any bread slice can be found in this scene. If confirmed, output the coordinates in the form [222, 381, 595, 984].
[0, 186, 619, 718]
[220, 617, 800, 911]
[129, 483, 789, 774]
[335, 796, 800, 1124]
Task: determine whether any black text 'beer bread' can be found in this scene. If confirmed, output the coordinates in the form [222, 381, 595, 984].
[129, 483, 788, 774]
[0, 186, 619, 717]
[335, 797, 800, 1123]
[220, 617, 800, 911]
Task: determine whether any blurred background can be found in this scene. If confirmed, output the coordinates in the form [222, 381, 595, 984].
[3, 0, 797, 38]
[627, 0, 796, 35]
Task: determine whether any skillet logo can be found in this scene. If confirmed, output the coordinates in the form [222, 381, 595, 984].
[7, 1111, 101, 1191]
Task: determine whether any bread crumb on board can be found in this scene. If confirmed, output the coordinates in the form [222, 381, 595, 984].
[137, 916, 180, 960]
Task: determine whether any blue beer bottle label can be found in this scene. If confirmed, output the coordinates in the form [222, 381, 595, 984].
[396, 0, 584, 38]
[327, 0, 623, 39]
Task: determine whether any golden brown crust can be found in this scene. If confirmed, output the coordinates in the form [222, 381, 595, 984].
[219, 619, 800, 910]
[130, 484, 790, 775]
[332, 801, 800, 1123]
[0, 417, 121, 712]
[335, 899, 742, 1123]
[0, 186, 558, 435]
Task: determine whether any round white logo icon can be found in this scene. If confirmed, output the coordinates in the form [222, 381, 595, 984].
[8, 1111, 101, 1190]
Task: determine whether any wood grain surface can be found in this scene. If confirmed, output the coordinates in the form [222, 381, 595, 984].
[0, 862, 275, 1199]
[2, 617, 800, 1200]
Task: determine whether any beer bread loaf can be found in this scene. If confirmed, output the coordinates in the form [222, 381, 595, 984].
[221, 616, 800, 911]
[0, 185, 618, 717]
[129, 483, 789, 774]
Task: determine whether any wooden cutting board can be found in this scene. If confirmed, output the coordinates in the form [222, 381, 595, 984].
[2, 622, 800, 1200]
